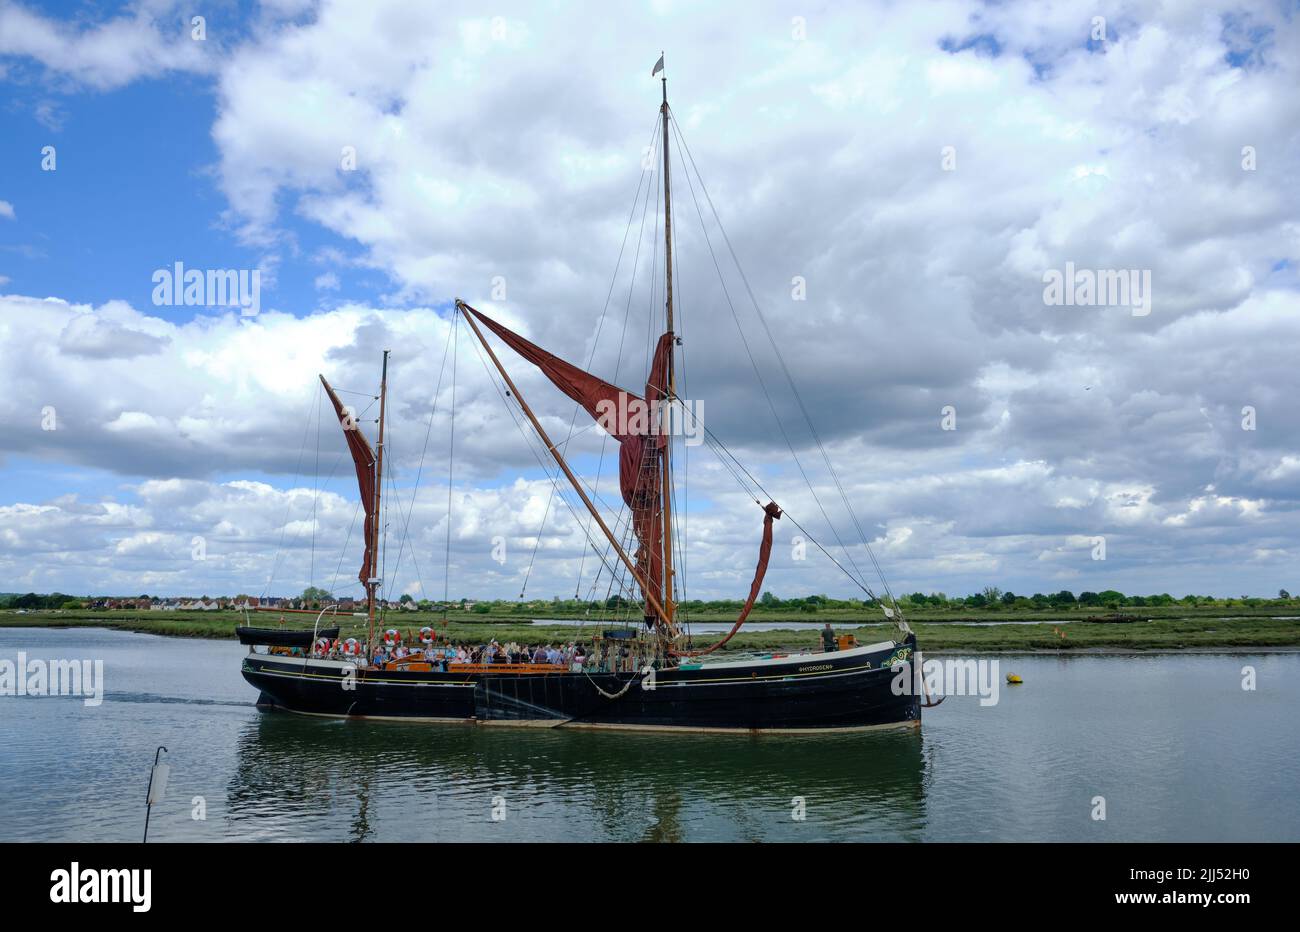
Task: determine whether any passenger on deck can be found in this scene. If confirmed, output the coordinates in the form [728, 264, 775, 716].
[821, 623, 838, 652]
[532, 645, 547, 664]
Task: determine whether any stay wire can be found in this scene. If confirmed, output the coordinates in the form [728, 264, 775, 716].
[669, 112, 878, 599]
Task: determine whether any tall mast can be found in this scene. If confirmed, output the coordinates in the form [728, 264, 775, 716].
[658, 55, 677, 630]
[367, 350, 390, 655]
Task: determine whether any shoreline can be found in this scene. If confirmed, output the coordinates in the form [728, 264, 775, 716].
[4, 624, 1299, 656]
[5, 611, 1300, 654]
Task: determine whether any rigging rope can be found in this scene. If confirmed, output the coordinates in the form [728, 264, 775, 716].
[261, 389, 319, 599]
[327, 497, 364, 597]
[442, 312, 458, 621]
[310, 388, 321, 588]
[263, 394, 367, 600]
[670, 112, 902, 616]
[462, 324, 647, 608]
[385, 318, 456, 606]
[573, 115, 662, 598]
[667, 115, 870, 594]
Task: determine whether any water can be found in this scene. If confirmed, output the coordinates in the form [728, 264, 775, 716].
[536, 617, 1047, 631]
[1, 626, 1296, 842]
[536, 615, 1300, 631]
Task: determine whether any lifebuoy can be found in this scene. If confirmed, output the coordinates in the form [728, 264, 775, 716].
[313, 637, 331, 656]
[341, 638, 362, 657]
[382, 628, 401, 647]
[418, 626, 434, 645]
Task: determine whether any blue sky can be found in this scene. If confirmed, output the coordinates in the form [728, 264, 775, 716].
[1, 70, 351, 320]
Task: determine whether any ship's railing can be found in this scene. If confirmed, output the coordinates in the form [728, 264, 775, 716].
[446, 662, 569, 674]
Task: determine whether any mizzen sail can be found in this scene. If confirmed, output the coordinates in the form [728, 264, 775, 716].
[320, 374, 377, 586]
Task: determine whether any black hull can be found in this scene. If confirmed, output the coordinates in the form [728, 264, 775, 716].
[242, 635, 922, 732]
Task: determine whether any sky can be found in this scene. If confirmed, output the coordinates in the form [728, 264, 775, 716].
[0, 0, 1297, 604]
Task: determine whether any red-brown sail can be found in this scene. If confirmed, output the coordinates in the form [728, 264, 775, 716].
[464, 307, 671, 609]
[320, 375, 376, 586]
[675, 501, 782, 656]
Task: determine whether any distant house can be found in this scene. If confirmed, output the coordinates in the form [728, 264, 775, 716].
[461, 600, 477, 611]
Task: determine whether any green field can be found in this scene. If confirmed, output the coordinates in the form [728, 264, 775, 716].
[3, 605, 1298, 653]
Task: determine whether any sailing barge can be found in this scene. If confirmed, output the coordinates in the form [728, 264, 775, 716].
[242, 64, 922, 733]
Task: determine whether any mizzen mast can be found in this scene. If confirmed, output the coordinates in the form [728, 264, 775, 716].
[367, 350, 390, 656]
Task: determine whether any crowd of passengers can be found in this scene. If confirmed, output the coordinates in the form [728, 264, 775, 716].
[374, 639, 585, 668]
[294, 628, 655, 673]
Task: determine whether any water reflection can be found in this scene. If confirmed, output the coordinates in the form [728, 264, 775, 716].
[228, 713, 928, 841]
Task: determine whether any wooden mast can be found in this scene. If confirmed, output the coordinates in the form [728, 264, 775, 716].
[456, 300, 675, 632]
[367, 350, 390, 656]
[658, 55, 677, 634]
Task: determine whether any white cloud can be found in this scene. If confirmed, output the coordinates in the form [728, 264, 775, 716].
[58, 308, 170, 359]
[1, 0, 1299, 599]
[0, 1, 215, 90]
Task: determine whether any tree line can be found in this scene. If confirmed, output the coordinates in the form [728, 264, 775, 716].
[3, 587, 1295, 613]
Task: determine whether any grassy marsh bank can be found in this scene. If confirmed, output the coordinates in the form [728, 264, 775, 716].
[4, 607, 1298, 653]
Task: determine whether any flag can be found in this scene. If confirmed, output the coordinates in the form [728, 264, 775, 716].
[652, 54, 664, 76]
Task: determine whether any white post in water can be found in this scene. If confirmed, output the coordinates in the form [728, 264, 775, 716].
[143, 746, 169, 843]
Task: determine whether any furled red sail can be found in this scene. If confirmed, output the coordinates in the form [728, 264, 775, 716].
[674, 501, 782, 656]
[320, 375, 377, 585]
[464, 307, 672, 612]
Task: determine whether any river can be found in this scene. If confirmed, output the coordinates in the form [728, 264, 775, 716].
[1, 626, 1296, 842]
